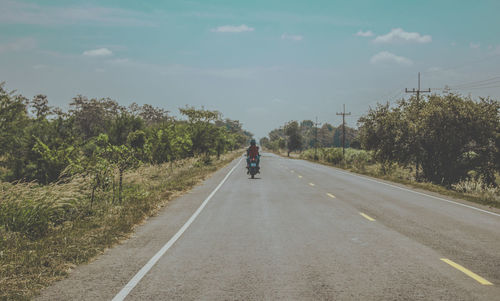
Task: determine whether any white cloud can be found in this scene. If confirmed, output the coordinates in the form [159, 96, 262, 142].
[374, 28, 431, 44]
[95, 68, 106, 73]
[0, 37, 36, 53]
[470, 42, 480, 49]
[370, 51, 413, 66]
[211, 24, 254, 33]
[451, 42, 457, 47]
[281, 33, 303, 41]
[83, 48, 113, 57]
[355, 30, 373, 37]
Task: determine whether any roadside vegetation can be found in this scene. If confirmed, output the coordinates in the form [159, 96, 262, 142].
[300, 147, 500, 208]
[0, 82, 250, 300]
[260, 119, 359, 155]
[261, 93, 500, 208]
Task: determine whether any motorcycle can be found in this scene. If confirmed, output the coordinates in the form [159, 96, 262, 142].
[248, 157, 260, 179]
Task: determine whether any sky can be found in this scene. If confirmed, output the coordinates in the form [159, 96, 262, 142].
[1, 0, 500, 138]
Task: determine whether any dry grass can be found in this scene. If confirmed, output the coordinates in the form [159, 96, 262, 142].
[0, 151, 241, 300]
[268, 147, 500, 209]
[304, 156, 500, 209]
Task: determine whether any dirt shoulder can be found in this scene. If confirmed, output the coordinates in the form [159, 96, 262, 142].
[0, 151, 242, 300]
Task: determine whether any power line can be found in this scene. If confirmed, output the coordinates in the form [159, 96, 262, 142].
[451, 80, 500, 89]
[426, 74, 500, 95]
[369, 53, 500, 108]
[451, 75, 500, 88]
[423, 53, 500, 76]
[454, 85, 500, 90]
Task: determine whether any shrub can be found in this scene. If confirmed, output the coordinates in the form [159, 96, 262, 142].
[300, 147, 372, 168]
[0, 182, 80, 239]
[452, 178, 499, 195]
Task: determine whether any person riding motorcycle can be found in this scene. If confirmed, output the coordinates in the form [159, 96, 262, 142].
[246, 139, 260, 174]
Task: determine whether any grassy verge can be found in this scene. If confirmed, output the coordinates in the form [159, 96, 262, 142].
[0, 151, 241, 300]
[268, 148, 500, 209]
[345, 162, 500, 209]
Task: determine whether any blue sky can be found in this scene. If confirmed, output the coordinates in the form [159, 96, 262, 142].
[1, 0, 500, 137]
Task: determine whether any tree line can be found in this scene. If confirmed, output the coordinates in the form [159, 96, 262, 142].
[260, 120, 359, 156]
[0, 83, 252, 199]
[260, 94, 499, 187]
[358, 94, 500, 186]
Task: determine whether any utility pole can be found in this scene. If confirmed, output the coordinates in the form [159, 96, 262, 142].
[336, 104, 351, 158]
[405, 72, 431, 102]
[405, 72, 431, 181]
[314, 116, 320, 160]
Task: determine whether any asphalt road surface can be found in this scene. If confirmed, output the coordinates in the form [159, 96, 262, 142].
[38, 153, 500, 300]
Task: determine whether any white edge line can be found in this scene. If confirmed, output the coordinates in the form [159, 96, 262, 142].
[112, 158, 243, 301]
[300, 160, 500, 218]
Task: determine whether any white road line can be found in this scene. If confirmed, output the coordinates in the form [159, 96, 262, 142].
[306, 162, 500, 218]
[112, 158, 243, 301]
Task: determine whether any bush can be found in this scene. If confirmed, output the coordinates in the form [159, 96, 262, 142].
[0, 182, 80, 239]
[345, 149, 373, 171]
[322, 148, 343, 164]
[300, 147, 372, 168]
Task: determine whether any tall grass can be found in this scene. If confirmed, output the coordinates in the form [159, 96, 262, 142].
[452, 178, 500, 204]
[0, 152, 241, 300]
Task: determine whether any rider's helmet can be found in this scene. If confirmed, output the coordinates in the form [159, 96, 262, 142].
[250, 139, 256, 145]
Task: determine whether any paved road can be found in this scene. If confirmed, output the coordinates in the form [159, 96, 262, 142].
[38, 153, 500, 300]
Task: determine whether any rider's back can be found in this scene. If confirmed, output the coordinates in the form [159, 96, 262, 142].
[248, 145, 259, 158]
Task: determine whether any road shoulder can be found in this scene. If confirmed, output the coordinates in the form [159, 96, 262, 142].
[36, 155, 243, 301]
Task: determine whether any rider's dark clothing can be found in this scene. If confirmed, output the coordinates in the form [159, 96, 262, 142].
[246, 145, 260, 168]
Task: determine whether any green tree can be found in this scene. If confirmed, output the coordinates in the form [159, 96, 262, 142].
[105, 144, 138, 204]
[30, 94, 51, 119]
[358, 102, 408, 174]
[285, 121, 302, 156]
[359, 94, 500, 185]
[108, 112, 144, 146]
[259, 137, 270, 149]
[0, 83, 28, 159]
[69, 96, 122, 140]
[67, 134, 112, 208]
[179, 106, 221, 156]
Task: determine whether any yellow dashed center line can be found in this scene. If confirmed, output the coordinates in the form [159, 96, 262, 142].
[359, 212, 375, 221]
[298, 175, 303, 178]
[440, 258, 493, 285]
[326, 193, 336, 199]
[309, 183, 315, 187]
[290, 170, 295, 173]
